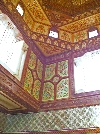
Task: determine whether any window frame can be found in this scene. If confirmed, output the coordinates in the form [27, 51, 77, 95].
[70, 48, 100, 98]
[0, 13, 28, 81]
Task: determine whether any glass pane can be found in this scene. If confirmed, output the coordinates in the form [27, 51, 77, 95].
[16, 4, 24, 16]
[49, 30, 58, 38]
[89, 30, 98, 38]
[74, 49, 100, 93]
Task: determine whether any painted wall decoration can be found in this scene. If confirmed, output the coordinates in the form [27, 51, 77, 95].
[74, 30, 87, 42]
[58, 60, 68, 77]
[42, 82, 54, 101]
[23, 50, 43, 101]
[23, 69, 33, 94]
[22, 0, 51, 25]
[4, 105, 100, 133]
[3, 0, 19, 7]
[60, 13, 100, 33]
[57, 78, 69, 99]
[59, 30, 72, 42]
[23, 10, 34, 30]
[37, 59, 43, 80]
[43, 60, 69, 101]
[32, 80, 41, 100]
[45, 63, 56, 81]
[35, 41, 65, 56]
[28, 51, 37, 70]
[33, 23, 49, 35]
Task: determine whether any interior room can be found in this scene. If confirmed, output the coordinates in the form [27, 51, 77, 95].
[0, 0, 100, 133]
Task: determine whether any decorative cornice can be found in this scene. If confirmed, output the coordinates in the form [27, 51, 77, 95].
[0, 65, 40, 113]
[40, 94, 100, 111]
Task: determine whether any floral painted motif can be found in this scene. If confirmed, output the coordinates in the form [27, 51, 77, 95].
[37, 59, 43, 80]
[23, 10, 33, 29]
[60, 31, 71, 42]
[32, 80, 41, 100]
[82, 42, 87, 48]
[28, 51, 37, 69]
[22, 0, 50, 24]
[33, 71, 37, 80]
[36, 25, 46, 34]
[32, 34, 37, 40]
[60, 13, 100, 32]
[74, 30, 87, 42]
[54, 41, 58, 46]
[23, 69, 33, 94]
[46, 38, 51, 44]
[33, 23, 49, 35]
[45, 63, 56, 80]
[42, 82, 54, 101]
[58, 60, 68, 77]
[57, 78, 69, 99]
[53, 76, 59, 83]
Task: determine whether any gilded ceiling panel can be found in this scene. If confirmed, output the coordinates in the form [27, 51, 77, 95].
[32, 23, 50, 35]
[59, 30, 72, 42]
[2, 0, 100, 56]
[35, 41, 66, 56]
[39, 0, 100, 26]
[44, 0, 100, 15]
[60, 13, 100, 32]
[22, 0, 51, 25]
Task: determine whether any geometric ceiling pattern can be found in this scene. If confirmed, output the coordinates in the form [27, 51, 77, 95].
[39, 0, 100, 27]
[2, 0, 100, 56]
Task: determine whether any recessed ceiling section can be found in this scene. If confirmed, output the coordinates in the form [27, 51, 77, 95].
[22, 0, 51, 25]
[42, 0, 100, 17]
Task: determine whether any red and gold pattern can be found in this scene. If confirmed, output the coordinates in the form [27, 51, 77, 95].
[28, 51, 37, 70]
[2, 0, 100, 56]
[23, 69, 33, 94]
[22, 0, 51, 25]
[74, 30, 87, 42]
[42, 82, 54, 101]
[45, 63, 56, 81]
[35, 41, 66, 56]
[60, 13, 100, 32]
[33, 80, 41, 100]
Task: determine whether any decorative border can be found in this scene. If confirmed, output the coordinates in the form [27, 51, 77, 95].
[5, 128, 100, 134]
[0, 64, 40, 113]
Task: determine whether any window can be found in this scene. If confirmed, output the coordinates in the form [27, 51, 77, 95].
[0, 13, 28, 80]
[74, 49, 100, 93]
[89, 30, 98, 38]
[16, 4, 24, 16]
[49, 30, 58, 38]
[49, 26, 58, 38]
[88, 26, 99, 38]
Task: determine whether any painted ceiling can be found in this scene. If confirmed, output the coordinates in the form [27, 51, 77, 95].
[3, 0, 100, 56]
